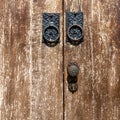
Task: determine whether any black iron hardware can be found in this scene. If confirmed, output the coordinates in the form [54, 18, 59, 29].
[67, 62, 79, 93]
[68, 62, 79, 77]
[66, 12, 84, 45]
[42, 13, 60, 46]
[68, 83, 78, 93]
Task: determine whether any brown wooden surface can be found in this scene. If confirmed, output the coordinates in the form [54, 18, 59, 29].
[0, 0, 120, 120]
[0, 0, 31, 119]
[0, 0, 63, 120]
[30, 0, 63, 120]
[64, 0, 120, 120]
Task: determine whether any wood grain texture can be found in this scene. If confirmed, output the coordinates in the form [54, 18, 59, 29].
[64, 0, 120, 120]
[1, 0, 120, 120]
[0, 0, 63, 120]
[30, 0, 63, 120]
[0, 0, 30, 119]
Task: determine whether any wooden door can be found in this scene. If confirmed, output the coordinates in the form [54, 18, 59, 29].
[0, 0, 120, 120]
[64, 0, 120, 120]
[0, 0, 63, 120]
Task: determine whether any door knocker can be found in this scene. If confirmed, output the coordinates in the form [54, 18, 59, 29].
[42, 13, 60, 47]
[66, 12, 84, 45]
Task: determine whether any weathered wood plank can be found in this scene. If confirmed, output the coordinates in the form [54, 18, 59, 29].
[0, 0, 63, 120]
[30, 0, 63, 120]
[91, 1, 120, 119]
[64, 0, 93, 120]
[0, 0, 4, 118]
[64, 0, 120, 120]
[0, 0, 31, 119]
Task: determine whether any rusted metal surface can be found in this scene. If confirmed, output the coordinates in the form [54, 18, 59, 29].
[64, 0, 120, 120]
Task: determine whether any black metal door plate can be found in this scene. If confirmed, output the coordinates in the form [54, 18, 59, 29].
[42, 13, 60, 46]
[66, 12, 84, 45]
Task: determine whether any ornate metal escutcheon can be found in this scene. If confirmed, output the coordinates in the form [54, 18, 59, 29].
[67, 62, 79, 93]
[42, 13, 60, 46]
[66, 12, 84, 45]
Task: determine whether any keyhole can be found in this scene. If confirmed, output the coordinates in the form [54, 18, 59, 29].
[50, 15, 53, 19]
[74, 13, 77, 17]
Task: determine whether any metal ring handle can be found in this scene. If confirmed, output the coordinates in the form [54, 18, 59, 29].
[67, 24, 83, 42]
[43, 22, 59, 43]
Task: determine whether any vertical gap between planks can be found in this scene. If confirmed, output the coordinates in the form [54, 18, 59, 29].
[90, 0, 95, 119]
[29, 0, 33, 119]
[62, 0, 65, 120]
